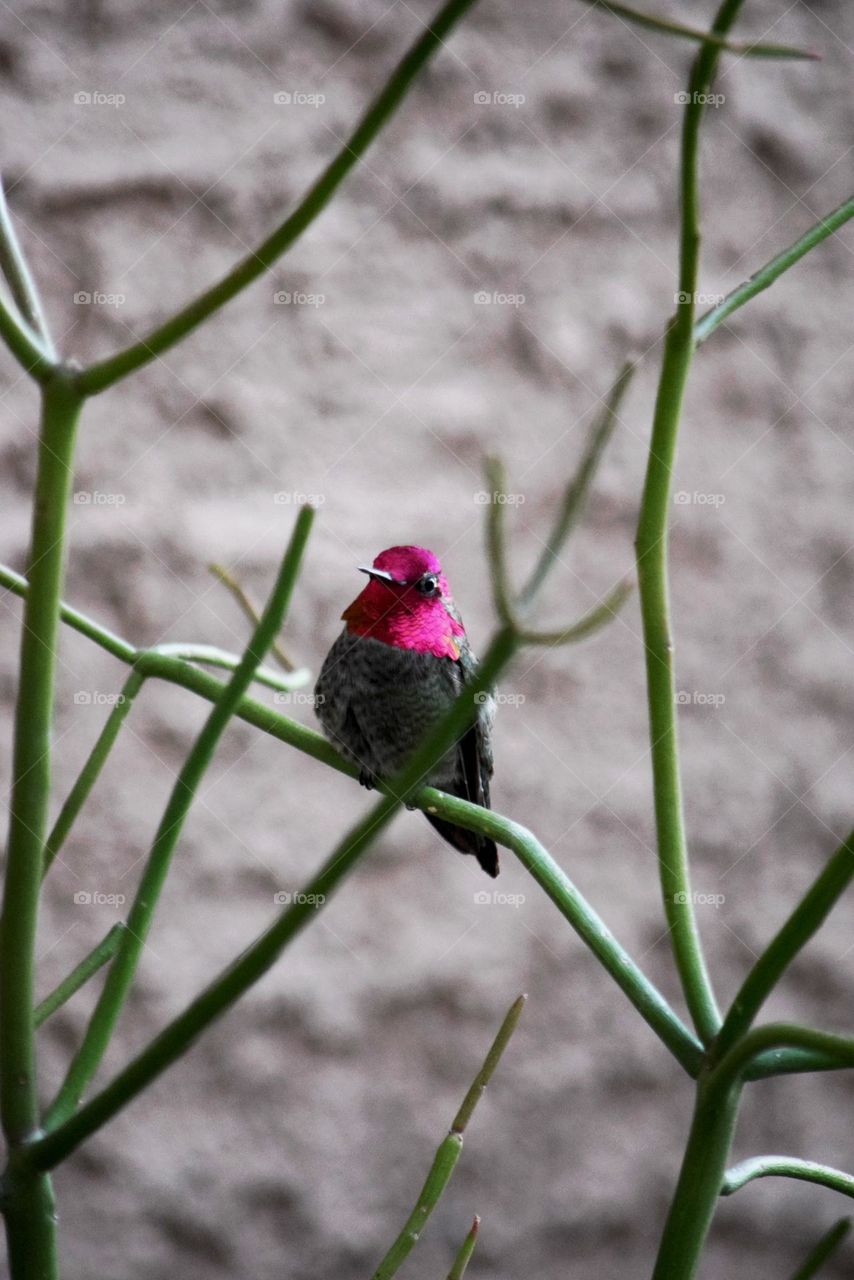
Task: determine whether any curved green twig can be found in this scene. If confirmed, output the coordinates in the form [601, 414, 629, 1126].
[76, 0, 480, 396]
[712, 1023, 854, 1093]
[694, 195, 854, 346]
[0, 177, 54, 357]
[722, 1156, 854, 1201]
[34, 926, 126, 1029]
[716, 830, 854, 1058]
[42, 671, 146, 878]
[209, 562, 298, 673]
[634, 0, 743, 1047]
[575, 0, 818, 59]
[519, 360, 636, 606]
[371, 998, 524, 1280]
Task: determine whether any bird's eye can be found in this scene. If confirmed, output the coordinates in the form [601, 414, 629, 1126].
[416, 573, 439, 596]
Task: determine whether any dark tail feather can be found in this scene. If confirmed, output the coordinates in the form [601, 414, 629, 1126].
[424, 813, 499, 878]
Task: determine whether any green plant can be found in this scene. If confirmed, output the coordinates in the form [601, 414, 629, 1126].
[1, 1, 853, 1277]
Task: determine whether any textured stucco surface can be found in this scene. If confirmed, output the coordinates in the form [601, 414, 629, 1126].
[1, 1, 853, 1276]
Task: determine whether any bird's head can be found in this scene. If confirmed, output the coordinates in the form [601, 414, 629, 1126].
[342, 545, 465, 658]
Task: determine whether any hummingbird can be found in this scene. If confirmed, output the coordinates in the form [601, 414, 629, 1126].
[315, 545, 499, 877]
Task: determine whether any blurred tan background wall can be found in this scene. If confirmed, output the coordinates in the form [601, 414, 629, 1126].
[1, 1, 853, 1276]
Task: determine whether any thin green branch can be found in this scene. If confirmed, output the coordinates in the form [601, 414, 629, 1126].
[694, 195, 854, 346]
[575, 0, 818, 59]
[34, 926, 125, 1029]
[633, 0, 745, 1043]
[483, 458, 515, 628]
[0, 564, 310, 694]
[788, 1219, 851, 1280]
[76, 0, 481, 396]
[0, 563, 135, 661]
[209, 562, 297, 672]
[0, 372, 81, 1278]
[371, 998, 524, 1280]
[447, 1217, 479, 1280]
[0, 177, 54, 355]
[0, 573, 701, 1076]
[42, 670, 145, 878]
[651, 1069, 742, 1279]
[722, 1156, 854, 1201]
[452, 995, 526, 1133]
[0, 377, 81, 1140]
[27, 631, 518, 1171]
[514, 577, 634, 647]
[519, 360, 636, 606]
[421, 789, 701, 1074]
[747, 1046, 854, 1081]
[716, 830, 854, 1058]
[712, 1023, 854, 1093]
[42, 508, 315, 1132]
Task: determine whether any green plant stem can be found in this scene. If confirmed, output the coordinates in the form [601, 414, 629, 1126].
[0, 1171, 58, 1280]
[34, 925, 126, 1028]
[374, 1134, 463, 1280]
[722, 1156, 854, 1200]
[42, 670, 145, 877]
[0, 178, 54, 354]
[653, 1024, 854, 1276]
[694, 195, 854, 346]
[788, 1218, 851, 1280]
[451, 995, 526, 1133]
[27, 631, 518, 1171]
[0, 371, 82, 1279]
[209, 562, 296, 672]
[422, 790, 702, 1074]
[76, 0, 480, 396]
[0, 569, 702, 1075]
[575, 0, 817, 58]
[714, 1024, 854, 1089]
[42, 508, 314, 1132]
[651, 1069, 742, 1280]
[0, 286, 54, 381]
[519, 360, 635, 606]
[716, 830, 854, 1058]
[747, 1046, 854, 1080]
[371, 998, 523, 1280]
[634, 5, 747, 1048]
[447, 1217, 479, 1280]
